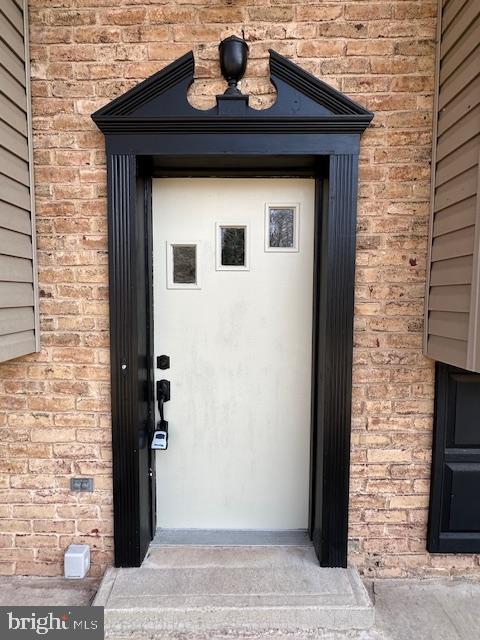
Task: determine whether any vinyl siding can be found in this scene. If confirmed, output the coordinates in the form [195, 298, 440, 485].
[0, 0, 38, 361]
[424, 0, 480, 371]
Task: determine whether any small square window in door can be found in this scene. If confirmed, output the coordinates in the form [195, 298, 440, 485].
[265, 204, 299, 252]
[216, 224, 249, 271]
[166, 242, 201, 289]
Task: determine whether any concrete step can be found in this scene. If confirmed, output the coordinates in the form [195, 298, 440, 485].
[94, 545, 374, 638]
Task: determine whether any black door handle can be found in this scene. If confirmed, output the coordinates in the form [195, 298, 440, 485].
[157, 379, 170, 422]
[154, 379, 170, 450]
[157, 379, 170, 403]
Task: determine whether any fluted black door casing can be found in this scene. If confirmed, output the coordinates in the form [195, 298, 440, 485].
[106, 156, 154, 566]
[313, 156, 359, 567]
[93, 49, 373, 568]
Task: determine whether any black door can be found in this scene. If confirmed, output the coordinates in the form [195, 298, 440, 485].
[428, 363, 480, 553]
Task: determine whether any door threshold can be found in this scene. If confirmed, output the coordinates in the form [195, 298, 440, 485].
[152, 528, 311, 546]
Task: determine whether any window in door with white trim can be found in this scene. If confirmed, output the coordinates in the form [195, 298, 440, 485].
[166, 242, 201, 289]
[265, 204, 299, 252]
[216, 224, 249, 270]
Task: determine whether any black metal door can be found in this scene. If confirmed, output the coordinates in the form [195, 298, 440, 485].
[428, 363, 480, 553]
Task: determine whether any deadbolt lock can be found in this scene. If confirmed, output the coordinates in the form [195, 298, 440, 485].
[157, 355, 170, 370]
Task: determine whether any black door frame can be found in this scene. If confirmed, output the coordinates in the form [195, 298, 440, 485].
[93, 50, 373, 568]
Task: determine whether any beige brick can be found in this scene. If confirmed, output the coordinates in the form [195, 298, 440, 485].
[367, 449, 412, 464]
[148, 7, 196, 25]
[0, 533, 14, 549]
[363, 538, 409, 553]
[53, 413, 97, 428]
[0, 563, 15, 576]
[0, 548, 34, 561]
[53, 444, 99, 458]
[13, 506, 56, 519]
[29, 459, 72, 474]
[389, 495, 429, 509]
[297, 40, 345, 58]
[16, 561, 62, 576]
[56, 505, 99, 519]
[73, 27, 121, 44]
[198, 8, 244, 23]
[0, 461, 28, 474]
[248, 7, 294, 22]
[10, 476, 57, 490]
[0, 520, 32, 533]
[364, 510, 408, 524]
[345, 4, 392, 20]
[296, 6, 343, 22]
[31, 428, 77, 443]
[49, 10, 96, 27]
[101, 8, 146, 26]
[33, 520, 75, 534]
[9, 444, 52, 459]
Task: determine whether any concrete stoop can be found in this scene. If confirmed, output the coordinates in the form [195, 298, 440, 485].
[94, 545, 375, 639]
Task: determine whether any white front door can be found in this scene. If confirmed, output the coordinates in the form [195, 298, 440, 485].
[153, 178, 314, 530]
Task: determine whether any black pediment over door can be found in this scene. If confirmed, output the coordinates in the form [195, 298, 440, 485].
[93, 49, 372, 132]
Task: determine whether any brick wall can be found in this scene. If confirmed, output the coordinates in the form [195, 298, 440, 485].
[0, 0, 477, 578]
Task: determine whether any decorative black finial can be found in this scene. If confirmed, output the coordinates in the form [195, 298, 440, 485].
[219, 35, 249, 96]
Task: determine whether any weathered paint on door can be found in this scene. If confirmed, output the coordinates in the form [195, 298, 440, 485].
[153, 178, 314, 530]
